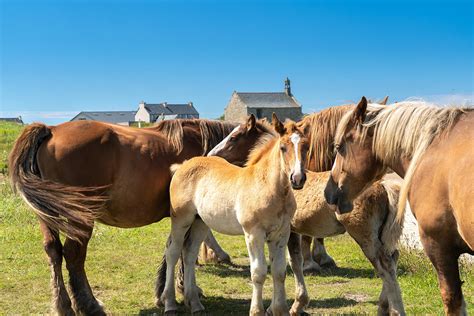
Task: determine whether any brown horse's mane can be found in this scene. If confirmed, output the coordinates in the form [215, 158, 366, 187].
[153, 119, 237, 154]
[298, 104, 353, 170]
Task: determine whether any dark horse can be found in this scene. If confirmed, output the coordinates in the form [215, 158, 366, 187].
[9, 118, 235, 315]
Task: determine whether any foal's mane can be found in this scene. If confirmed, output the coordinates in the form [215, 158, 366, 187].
[299, 104, 353, 170]
[154, 119, 237, 154]
[335, 100, 472, 221]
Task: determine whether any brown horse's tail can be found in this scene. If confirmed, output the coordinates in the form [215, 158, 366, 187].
[8, 123, 108, 241]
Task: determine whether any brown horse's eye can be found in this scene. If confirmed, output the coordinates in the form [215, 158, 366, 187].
[229, 137, 236, 143]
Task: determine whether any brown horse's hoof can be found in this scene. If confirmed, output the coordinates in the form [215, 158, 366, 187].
[164, 310, 178, 316]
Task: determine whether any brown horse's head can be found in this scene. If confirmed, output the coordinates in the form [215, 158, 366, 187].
[272, 113, 309, 190]
[324, 97, 386, 213]
[207, 114, 274, 166]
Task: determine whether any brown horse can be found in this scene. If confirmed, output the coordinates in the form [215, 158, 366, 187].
[9, 118, 236, 315]
[325, 97, 474, 315]
[209, 115, 405, 315]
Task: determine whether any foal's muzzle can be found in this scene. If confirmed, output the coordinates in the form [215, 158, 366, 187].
[291, 172, 306, 190]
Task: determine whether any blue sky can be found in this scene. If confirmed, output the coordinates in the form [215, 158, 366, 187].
[1, 0, 472, 124]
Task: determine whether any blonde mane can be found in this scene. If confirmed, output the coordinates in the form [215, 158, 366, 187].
[154, 119, 237, 154]
[335, 101, 472, 222]
[299, 105, 353, 170]
[245, 134, 277, 166]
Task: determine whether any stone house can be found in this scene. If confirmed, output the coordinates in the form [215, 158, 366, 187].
[135, 101, 199, 123]
[224, 78, 303, 122]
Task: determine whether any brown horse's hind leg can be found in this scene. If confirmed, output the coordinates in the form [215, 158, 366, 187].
[199, 231, 232, 264]
[313, 238, 337, 268]
[301, 235, 321, 274]
[63, 228, 105, 316]
[39, 221, 74, 316]
[421, 236, 466, 316]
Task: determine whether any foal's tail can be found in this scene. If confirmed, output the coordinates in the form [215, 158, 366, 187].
[380, 177, 404, 254]
[9, 123, 108, 241]
[169, 163, 184, 176]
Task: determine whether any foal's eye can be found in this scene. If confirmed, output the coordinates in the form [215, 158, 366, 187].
[280, 145, 287, 152]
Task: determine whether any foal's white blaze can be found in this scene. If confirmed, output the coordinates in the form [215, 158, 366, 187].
[290, 133, 303, 184]
[207, 125, 240, 156]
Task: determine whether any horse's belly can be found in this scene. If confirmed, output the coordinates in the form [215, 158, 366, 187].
[197, 206, 243, 236]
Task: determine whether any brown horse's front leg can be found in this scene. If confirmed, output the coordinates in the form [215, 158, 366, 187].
[199, 231, 232, 264]
[63, 226, 105, 316]
[39, 221, 74, 316]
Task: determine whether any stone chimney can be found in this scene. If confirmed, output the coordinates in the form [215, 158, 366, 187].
[284, 77, 292, 96]
[139, 100, 146, 110]
[163, 102, 168, 108]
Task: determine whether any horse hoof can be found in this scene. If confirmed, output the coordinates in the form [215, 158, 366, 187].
[164, 310, 178, 316]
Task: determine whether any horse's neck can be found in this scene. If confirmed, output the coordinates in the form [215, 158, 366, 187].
[250, 142, 289, 190]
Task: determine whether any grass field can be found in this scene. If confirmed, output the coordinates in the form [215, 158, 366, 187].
[0, 122, 472, 314]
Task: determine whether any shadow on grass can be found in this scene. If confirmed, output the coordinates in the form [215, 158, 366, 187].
[199, 262, 375, 280]
[139, 296, 360, 315]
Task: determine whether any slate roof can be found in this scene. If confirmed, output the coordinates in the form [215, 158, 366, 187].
[144, 103, 199, 115]
[0, 117, 24, 124]
[71, 111, 136, 123]
[235, 92, 301, 108]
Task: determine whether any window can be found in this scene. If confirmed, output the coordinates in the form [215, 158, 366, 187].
[256, 109, 262, 119]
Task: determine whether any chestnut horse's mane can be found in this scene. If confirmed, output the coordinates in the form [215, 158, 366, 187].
[335, 100, 473, 222]
[298, 105, 353, 170]
[154, 119, 237, 155]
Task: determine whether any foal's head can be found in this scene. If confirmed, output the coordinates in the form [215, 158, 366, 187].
[207, 114, 274, 166]
[271, 113, 309, 190]
[324, 97, 386, 213]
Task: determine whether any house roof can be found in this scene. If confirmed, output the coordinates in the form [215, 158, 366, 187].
[71, 111, 136, 123]
[0, 117, 24, 124]
[144, 103, 199, 116]
[235, 92, 301, 108]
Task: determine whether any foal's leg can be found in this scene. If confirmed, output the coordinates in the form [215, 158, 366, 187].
[301, 235, 321, 274]
[182, 219, 209, 313]
[39, 221, 74, 316]
[313, 238, 337, 268]
[200, 231, 232, 264]
[421, 235, 466, 316]
[162, 216, 195, 314]
[244, 229, 267, 316]
[63, 227, 105, 315]
[287, 232, 309, 316]
[267, 228, 291, 316]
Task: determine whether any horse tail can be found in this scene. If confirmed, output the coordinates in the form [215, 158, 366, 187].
[8, 123, 108, 242]
[170, 162, 184, 176]
[380, 177, 404, 254]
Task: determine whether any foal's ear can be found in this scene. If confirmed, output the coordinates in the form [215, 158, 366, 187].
[353, 96, 368, 123]
[378, 96, 389, 105]
[246, 114, 256, 132]
[272, 113, 286, 136]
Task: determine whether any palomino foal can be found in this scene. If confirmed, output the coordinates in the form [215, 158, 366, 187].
[157, 114, 308, 315]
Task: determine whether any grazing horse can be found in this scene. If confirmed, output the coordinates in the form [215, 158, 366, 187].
[8, 118, 236, 315]
[156, 114, 309, 315]
[325, 97, 473, 315]
[209, 115, 405, 315]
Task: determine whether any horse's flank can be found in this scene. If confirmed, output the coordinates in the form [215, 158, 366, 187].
[335, 101, 472, 221]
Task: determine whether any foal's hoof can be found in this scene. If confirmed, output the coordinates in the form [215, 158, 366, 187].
[164, 310, 178, 316]
[303, 263, 321, 275]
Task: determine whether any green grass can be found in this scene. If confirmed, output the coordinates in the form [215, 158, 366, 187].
[0, 122, 24, 174]
[0, 121, 472, 314]
[0, 180, 472, 315]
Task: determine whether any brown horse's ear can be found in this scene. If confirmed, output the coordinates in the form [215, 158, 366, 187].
[272, 113, 286, 136]
[378, 96, 389, 105]
[353, 96, 368, 123]
[246, 114, 256, 132]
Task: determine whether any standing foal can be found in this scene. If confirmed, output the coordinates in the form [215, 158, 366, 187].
[157, 114, 309, 315]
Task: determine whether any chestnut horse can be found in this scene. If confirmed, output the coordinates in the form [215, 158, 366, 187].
[209, 115, 405, 315]
[325, 97, 473, 315]
[9, 118, 236, 315]
[157, 114, 308, 315]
